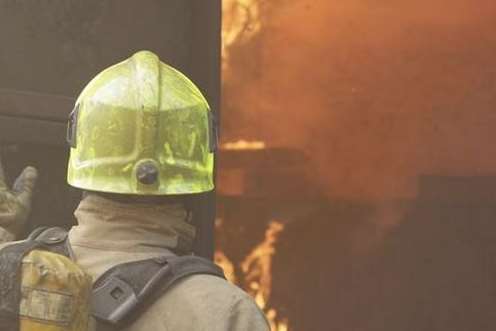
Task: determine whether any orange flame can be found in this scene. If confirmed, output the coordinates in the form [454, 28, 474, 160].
[222, 139, 266, 150]
[241, 221, 288, 331]
[222, 0, 262, 74]
[241, 221, 283, 308]
[215, 220, 289, 331]
[214, 250, 238, 284]
[221, 1, 289, 329]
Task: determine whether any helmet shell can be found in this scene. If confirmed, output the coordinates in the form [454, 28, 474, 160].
[67, 50, 215, 195]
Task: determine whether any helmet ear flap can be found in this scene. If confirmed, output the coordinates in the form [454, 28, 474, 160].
[67, 104, 80, 148]
[208, 110, 219, 153]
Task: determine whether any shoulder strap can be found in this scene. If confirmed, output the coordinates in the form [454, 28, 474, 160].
[0, 227, 69, 330]
[31, 227, 70, 256]
[92, 255, 226, 329]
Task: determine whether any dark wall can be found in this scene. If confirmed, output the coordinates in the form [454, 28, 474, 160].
[0, 0, 189, 97]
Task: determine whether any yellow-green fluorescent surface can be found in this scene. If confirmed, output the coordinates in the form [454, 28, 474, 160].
[67, 50, 214, 195]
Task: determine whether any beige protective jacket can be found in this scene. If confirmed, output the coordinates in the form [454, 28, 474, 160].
[1, 194, 270, 331]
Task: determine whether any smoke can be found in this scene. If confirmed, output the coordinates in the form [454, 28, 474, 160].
[222, 0, 496, 200]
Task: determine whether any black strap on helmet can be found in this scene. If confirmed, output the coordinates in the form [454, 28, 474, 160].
[66, 104, 80, 148]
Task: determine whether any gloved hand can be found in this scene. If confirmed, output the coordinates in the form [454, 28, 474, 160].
[0, 159, 38, 238]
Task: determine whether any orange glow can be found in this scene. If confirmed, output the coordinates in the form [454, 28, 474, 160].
[241, 221, 283, 309]
[215, 220, 289, 331]
[222, 0, 262, 74]
[222, 139, 266, 150]
[222, 1, 289, 329]
[214, 250, 238, 284]
[222, 0, 496, 201]
[241, 221, 288, 331]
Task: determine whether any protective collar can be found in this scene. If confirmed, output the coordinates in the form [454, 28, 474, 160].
[69, 194, 196, 254]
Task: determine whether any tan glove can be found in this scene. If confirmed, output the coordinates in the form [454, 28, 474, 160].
[0, 158, 38, 238]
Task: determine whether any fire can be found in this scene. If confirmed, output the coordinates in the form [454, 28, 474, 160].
[241, 221, 288, 331]
[241, 221, 283, 309]
[222, 139, 266, 150]
[222, 0, 262, 73]
[221, 1, 289, 329]
[214, 250, 238, 284]
[215, 220, 289, 331]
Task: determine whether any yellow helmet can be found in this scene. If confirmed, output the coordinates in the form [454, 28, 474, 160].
[67, 50, 216, 195]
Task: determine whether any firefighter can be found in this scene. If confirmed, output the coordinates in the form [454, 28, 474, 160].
[0, 51, 269, 331]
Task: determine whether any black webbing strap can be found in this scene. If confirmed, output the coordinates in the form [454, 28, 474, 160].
[92, 255, 226, 330]
[0, 227, 69, 331]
